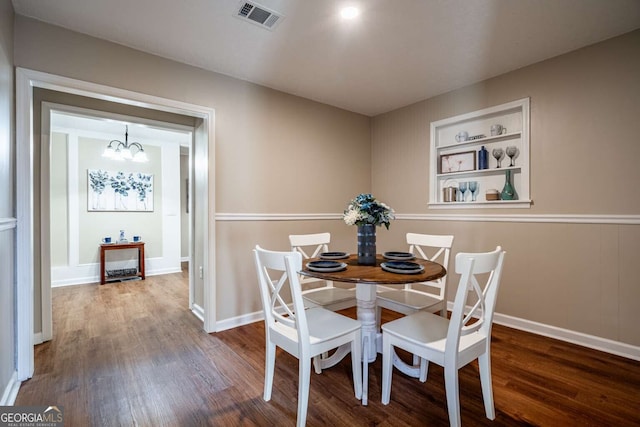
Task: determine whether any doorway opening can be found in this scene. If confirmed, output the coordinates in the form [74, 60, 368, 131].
[39, 102, 195, 343]
[16, 68, 216, 381]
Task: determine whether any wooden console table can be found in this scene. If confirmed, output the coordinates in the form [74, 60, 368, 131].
[99, 242, 145, 285]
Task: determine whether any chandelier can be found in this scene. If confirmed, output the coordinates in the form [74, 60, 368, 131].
[102, 125, 148, 162]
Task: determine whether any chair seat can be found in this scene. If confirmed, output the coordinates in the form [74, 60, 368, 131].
[308, 307, 361, 342]
[303, 287, 356, 307]
[382, 311, 486, 355]
[273, 307, 361, 345]
[377, 289, 443, 311]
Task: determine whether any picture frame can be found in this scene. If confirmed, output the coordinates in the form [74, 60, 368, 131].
[439, 151, 476, 174]
[88, 169, 154, 212]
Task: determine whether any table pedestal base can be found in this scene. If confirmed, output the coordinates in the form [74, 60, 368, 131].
[315, 282, 424, 406]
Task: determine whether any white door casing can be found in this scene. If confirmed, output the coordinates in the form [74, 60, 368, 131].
[16, 67, 216, 381]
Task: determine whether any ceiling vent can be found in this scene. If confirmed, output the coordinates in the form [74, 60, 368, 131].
[235, 1, 284, 30]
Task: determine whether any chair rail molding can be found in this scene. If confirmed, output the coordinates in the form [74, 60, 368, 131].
[398, 213, 640, 225]
[0, 218, 17, 231]
[215, 212, 640, 225]
[215, 213, 341, 221]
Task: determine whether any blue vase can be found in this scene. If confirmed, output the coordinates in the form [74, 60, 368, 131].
[357, 224, 376, 265]
[478, 146, 488, 170]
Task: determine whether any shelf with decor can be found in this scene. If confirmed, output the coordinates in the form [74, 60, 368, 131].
[437, 131, 522, 150]
[429, 98, 531, 209]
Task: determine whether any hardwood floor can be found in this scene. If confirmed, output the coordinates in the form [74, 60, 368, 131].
[16, 267, 640, 426]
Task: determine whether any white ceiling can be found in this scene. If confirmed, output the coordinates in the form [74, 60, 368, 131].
[51, 111, 193, 146]
[51, 107, 192, 147]
[12, 0, 640, 116]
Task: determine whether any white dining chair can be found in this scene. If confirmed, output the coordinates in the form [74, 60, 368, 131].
[289, 233, 357, 312]
[381, 246, 506, 427]
[253, 245, 363, 427]
[376, 233, 454, 325]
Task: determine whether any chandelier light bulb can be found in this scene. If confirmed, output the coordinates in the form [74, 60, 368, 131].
[103, 125, 148, 162]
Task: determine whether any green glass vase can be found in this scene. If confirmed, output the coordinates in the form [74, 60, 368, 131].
[501, 170, 516, 200]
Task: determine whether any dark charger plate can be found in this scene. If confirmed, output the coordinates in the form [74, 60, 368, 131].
[307, 260, 348, 273]
[381, 261, 424, 274]
[319, 251, 349, 260]
[383, 251, 415, 260]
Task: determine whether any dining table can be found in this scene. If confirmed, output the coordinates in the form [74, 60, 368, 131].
[300, 253, 446, 404]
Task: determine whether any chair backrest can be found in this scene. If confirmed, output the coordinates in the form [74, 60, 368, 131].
[406, 233, 454, 296]
[289, 233, 332, 288]
[289, 233, 330, 259]
[446, 246, 506, 359]
[253, 245, 309, 344]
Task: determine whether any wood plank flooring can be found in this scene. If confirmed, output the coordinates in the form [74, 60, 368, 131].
[16, 267, 640, 426]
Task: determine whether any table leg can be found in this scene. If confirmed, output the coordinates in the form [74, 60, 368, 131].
[100, 246, 106, 285]
[356, 283, 378, 363]
[139, 243, 145, 279]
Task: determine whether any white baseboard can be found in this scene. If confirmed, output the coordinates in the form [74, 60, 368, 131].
[33, 332, 43, 345]
[146, 267, 183, 277]
[215, 305, 640, 361]
[492, 311, 640, 361]
[51, 266, 182, 287]
[1, 371, 20, 405]
[216, 310, 265, 332]
[52, 257, 182, 287]
[191, 303, 204, 322]
[445, 301, 640, 361]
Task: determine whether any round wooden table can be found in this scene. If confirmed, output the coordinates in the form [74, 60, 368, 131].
[300, 254, 446, 401]
[300, 253, 446, 285]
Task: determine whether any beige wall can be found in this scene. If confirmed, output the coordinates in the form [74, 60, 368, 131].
[371, 30, 640, 346]
[77, 137, 163, 263]
[15, 16, 371, 326]
[50, 132, 166, 264]
[50, 132, 68, 266]
[0, 0, 15, 397]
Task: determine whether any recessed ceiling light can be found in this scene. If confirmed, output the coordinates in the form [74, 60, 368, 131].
[340, 6, 359, 19]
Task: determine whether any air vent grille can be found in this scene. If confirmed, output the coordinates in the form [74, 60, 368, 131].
[235, 1, 283, 30]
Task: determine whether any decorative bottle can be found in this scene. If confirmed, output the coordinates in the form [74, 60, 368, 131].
[500, 170, 516, 200]
[478, 146, 488, 170]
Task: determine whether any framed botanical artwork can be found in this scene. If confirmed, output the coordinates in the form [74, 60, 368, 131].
[88, 169, 154, 212]
[439, 151, 476, 174]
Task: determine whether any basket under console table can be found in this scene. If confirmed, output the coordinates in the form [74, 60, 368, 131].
[99, 242, 146, 285]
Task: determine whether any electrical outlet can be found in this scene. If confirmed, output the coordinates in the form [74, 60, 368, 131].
[199, 266, 203, 279]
